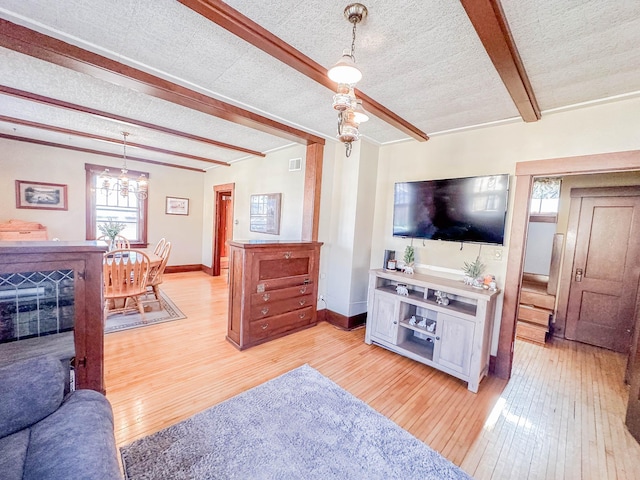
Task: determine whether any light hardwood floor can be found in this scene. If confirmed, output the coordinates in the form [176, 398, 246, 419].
[105, 272, 640, 479]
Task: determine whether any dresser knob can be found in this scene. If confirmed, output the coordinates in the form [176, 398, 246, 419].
[261, 323, 268, 330]
[261, 307, 269, 315]
[299, 313, 306, 319]
[283, 252, 292, 259]
[262, 293, 270, 302]
[299, 299, 306, 306]
[299, 287, 307, 294]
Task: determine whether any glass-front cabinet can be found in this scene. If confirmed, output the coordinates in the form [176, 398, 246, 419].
[0, 242, 106, 393]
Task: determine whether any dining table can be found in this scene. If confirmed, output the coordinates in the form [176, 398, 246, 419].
[102, 249, 162, 271]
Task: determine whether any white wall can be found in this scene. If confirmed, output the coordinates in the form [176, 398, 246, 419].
[201, 144, 307, 268]
[524, 222, 557, 275]
[318, 140, 380, 317]
[368, 95, 640, 354]
[0, 139, 205, 266]
[349, 140, 379, 316]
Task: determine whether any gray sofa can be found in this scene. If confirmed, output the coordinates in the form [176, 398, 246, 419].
[0, 354, 121, 480]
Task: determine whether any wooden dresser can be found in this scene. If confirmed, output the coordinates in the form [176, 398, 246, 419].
[0, 219, 48, 241]
[227, 240, 322, 350]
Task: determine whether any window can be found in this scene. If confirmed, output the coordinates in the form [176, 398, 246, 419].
[85, 163, 148, 247]
[530, 177, 561, 216]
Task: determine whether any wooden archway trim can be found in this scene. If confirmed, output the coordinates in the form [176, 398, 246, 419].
[302, 143, 324, 241]
[495, 149, 640, 379]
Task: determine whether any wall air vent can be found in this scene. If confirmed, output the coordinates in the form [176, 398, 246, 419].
[289, 158, 302, 172]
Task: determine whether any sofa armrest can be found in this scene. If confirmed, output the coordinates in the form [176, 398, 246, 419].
[0, 355, 65, 438]
[24, 390, 121, 480]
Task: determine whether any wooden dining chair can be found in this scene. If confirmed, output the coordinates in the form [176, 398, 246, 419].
[97, 234, 130, 250]
[153, 238, 166, 255]
[143, 241, 172, 309]
[103, 249, 151, 321]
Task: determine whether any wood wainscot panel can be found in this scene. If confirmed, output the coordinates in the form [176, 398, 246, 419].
[324, 309, 367, 330]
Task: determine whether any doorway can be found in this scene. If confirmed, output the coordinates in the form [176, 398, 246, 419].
[212, 183, 234, 277]
[496, 151, 640, 379]
[516, 180, 640, 353]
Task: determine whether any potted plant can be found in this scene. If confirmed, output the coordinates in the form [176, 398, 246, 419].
[462, 256, 485, 286]
[98, 217, 126, 249]
[402, 245, 415, 273]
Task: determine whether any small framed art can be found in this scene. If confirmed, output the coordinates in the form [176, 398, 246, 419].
[165, 196, 190, 215]
[249, 193, 281, 235]
[15, 180, 68, 210]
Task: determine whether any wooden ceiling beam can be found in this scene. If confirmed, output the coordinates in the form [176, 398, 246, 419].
[178, 0, 430, 142]
[0, 134, 206, 173]
[1, 85, 256, 160]
[0, 19, 323, 146]
[0, 115, 230, 167]
[460, 0, 541, 122]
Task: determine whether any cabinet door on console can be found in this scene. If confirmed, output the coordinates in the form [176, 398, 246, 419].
[436, 312, 475, 376]
[371, 294, 399, 344]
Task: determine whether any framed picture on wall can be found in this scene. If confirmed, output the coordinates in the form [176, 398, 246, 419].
[15, 180, 68, 210]
[249, 193, 281, 235]
[165, 196, 190, 215]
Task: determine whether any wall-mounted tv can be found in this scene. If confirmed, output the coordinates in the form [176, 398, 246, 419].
[392, 174, 509, 245]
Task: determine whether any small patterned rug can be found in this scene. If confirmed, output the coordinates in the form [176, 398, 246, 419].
[104, 290, 186, 333]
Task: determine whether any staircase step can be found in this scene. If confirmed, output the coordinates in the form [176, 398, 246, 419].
[520, 290, 555, 310]
[518, 304, 552, 326]
[516, 320, 548, 345]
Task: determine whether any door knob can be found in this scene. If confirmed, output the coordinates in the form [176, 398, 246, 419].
[575, 268, 583, 282]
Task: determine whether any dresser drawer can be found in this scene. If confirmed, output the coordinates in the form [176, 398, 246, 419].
[251, 294, 314, 319]
[253, 249, 314, 280]
[251, 283, 313, 304]
[249, 306, 314, 341]
[256, 276, 313, 292]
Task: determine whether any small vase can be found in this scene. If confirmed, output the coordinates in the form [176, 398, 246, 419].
[106, 237, 118, 251]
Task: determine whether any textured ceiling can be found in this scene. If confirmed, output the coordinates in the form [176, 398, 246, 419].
[0, 0, 639, 170]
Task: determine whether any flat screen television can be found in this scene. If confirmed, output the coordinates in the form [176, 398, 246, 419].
[392, 174, 509, 245]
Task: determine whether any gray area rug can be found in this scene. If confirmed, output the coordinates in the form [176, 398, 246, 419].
[120, 364, 472, 479]
[105, 290, 186, 334]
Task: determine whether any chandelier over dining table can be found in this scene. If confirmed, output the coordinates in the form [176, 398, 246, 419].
[99, 132, 148, 199]
[328, 3, 370, 158]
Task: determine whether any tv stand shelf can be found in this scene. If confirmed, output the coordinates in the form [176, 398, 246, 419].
[365, 268, 499, 392]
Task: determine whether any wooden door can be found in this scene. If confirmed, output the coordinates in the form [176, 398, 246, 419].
[626, 293, 640, 442]
[219, 194, 232, 258]
[212, 183, 234, 277]
[565, 190, 640, 352]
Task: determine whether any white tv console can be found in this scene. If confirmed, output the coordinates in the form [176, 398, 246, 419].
[365, 268, 499, 393]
